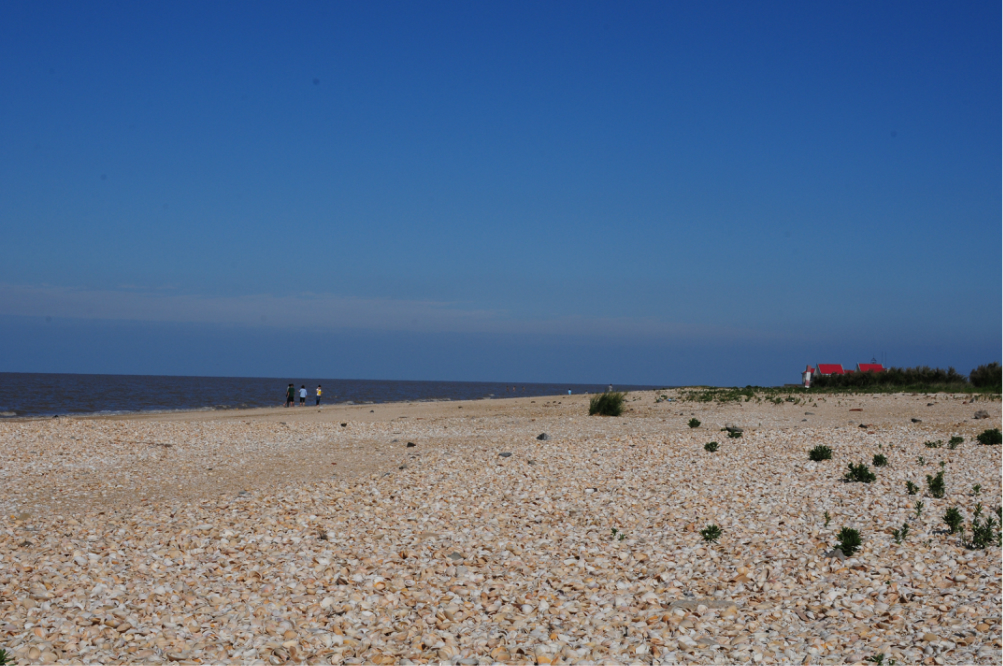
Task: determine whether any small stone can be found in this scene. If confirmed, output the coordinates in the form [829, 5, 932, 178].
[824, 549, 847, 561]
[974, 410, 990, 419]
[537, 433, 550, 441]
[406, 442, 416, 448]
[499, 452, 512, 457]
[922, 633, 939, 642]
[447, 552, 463, 561]
[911, 418, 922, 423]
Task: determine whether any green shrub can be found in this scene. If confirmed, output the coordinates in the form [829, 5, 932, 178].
[891, 522, 909, 545]
[969, 362, 1002, 389]
[0, 648, 13, 666]
[727, 430, 742, 439]
[843, 463, 876, 483]
[972, 484, 981, 497]
[700, 524, 723, 542]
[688, 418, 701, 428]
[836, 527, 862, 557]
[809, 445, 832, 462]
[812, 364, 968, 390]
[924, 440, 941, 449]
[943, 507, 964, 534]
[926, 471, 945, 498]
[965, 503, 1001, 549]
[823, 510, 831, 527]
[873, 454, 888, 467]
[906, 481, 918, 495]
[704, 441, 719, 452]
[588, 392, 625, 417]
[948, 436, 963, 449]
[914, 500, 924, 518]
[976, 428, 1001, 446]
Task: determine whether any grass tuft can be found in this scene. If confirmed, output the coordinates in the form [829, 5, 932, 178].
[588, 392, 625, 417]
[872, 454, 888, 467]
[688, 418, 701, 428]
[703, 441, 719, 453]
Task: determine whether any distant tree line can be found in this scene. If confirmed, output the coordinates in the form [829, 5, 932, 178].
[812, 362, 1001, 390]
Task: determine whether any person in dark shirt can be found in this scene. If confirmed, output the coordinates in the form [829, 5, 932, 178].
[285, 383, 295, 407]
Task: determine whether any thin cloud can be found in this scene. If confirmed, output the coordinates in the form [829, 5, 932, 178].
[0, 283, 775, 341]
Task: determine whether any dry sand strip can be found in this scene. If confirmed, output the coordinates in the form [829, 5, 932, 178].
[0, 390, 1000, 664]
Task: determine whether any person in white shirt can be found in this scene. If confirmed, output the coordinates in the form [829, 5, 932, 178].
[299, 385, 307, 405]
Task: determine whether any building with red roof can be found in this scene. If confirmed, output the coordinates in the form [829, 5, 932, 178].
[815, 364, 845, 375]
[857, 363, 885, 373]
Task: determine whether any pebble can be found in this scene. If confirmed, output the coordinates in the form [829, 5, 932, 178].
[0, 390, 999, 664]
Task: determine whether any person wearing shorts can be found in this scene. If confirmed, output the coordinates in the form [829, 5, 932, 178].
[299, 385, 307, 405]
[285, 384, 295, 407]
[316, 385, 322, 406]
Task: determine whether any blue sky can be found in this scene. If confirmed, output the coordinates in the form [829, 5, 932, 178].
[1, 1, 999, 385]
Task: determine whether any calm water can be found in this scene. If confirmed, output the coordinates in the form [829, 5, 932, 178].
[0, 372, 659, 419]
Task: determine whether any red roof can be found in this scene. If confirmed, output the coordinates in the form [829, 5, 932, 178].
[857, 363, 884, 373]
[816, 364, 844, 375]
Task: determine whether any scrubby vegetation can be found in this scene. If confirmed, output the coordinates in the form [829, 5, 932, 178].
[811, 364, 997, 392]
[700, 524, 723, 542]
[703, 441, 719, 452]
[809, 445, 832, 461]
[843, 463, 876, 483]
[872, 454, 888, 467]
[836, 527, 862, 557]
[943, 507, 964, 534]
[976, 428, 1001, 446]
[925, 471, 945, 499]
[688, 418, 701, 428]
[906, 481, 918, 495]
[588, 392, 625, 417]
[969, 362, 1002, 389]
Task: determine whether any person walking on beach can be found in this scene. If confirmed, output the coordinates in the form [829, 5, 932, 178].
[316, 385, 322, 406]
[285, 383, 295, 407]
[299, 385, 307, 406]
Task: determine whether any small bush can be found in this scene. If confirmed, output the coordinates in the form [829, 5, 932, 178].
[924, 440, 941, 449]
[972, 484, 981, 497]
[969, 361, 1002, 389]
[843, 463, 876, 483]
[892, 522, 909, 545]
[976, 428, 1001, 446]
[948, 436, 963, 449]
[965, 503, 1001, 549]
[589, 392, 625, 417]
[836, 527, 862, 557]
[916, 456, 925, 466]
[926, 471, 945, 498]
[943, 507, 964, 534]
[688, 418, 701, 428]
[809, 445, 832, 462]
[873, 454, 888, 467]
[727, 430, 742, 439]
[700, 524, 723, 542]
[704, 441, 719, 453]
[906, 481, 918, 495]
[914, 500, 924, 517]
[0, 648, 13, 666]
[823, 510, 831, 528]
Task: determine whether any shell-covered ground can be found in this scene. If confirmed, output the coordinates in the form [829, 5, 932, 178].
[1, 390, 1000, 664]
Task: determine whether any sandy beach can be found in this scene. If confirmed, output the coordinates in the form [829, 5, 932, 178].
[1, 389, 1000, 664]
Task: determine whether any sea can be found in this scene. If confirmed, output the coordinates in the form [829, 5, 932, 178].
[0, 372, 660, 419]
